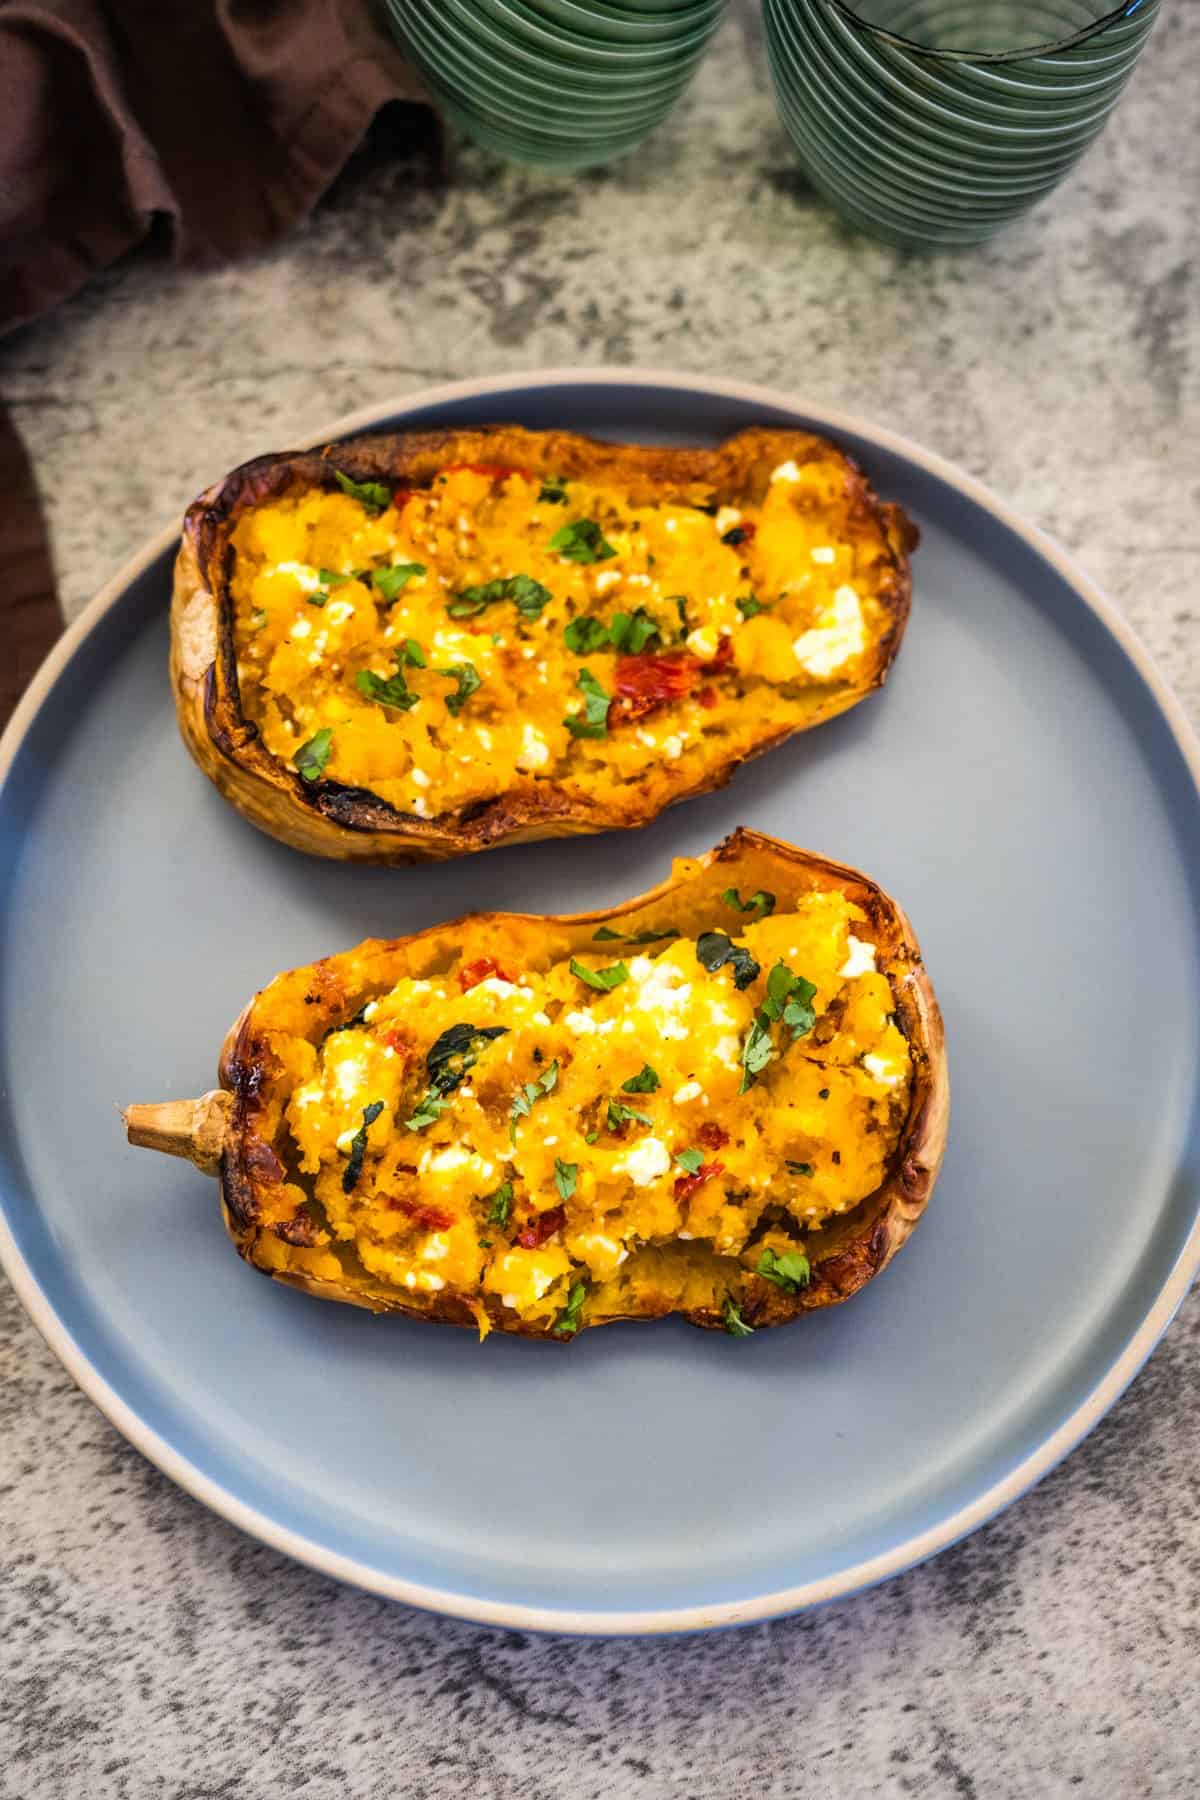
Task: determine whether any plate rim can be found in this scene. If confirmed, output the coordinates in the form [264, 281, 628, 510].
[2, 365, 1198, 1635]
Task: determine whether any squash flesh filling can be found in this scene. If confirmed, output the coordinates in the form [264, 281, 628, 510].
[229, 459, 899, 817]
[249, 891, 912, 1330]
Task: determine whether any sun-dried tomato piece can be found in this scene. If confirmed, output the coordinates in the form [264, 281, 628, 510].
[700, 634, 734, 674]
[674, 1160, 725, 1203]
[612, 652, 699, 723]
[458, 956, 516, 993]
[517, 1205, 566, 1250]
[379, 1027, 415, 1065]
[697, 685, 719, 710]
[392, 488, 417, 511]
[698, 1122, 730, 1151]
[382, 1195, 455, 1232]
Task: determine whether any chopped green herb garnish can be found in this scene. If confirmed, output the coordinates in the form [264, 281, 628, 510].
[786, 1161, 814, 1178]
[426, 1022, 509, 1095]
[333, 469, 391, 515]
[674, 1148, 703, 1175]
[550, 518, 616, 564]
[584, 1130, 600, 1145]
[553, 1280, 587, 1337]
[721, 887, 776, 918]
[723, 1296, 754, 1338]
[761, 962, 818, 1038]
[539, 477, 569, 505]
[739, 1017, 774, 1094]
[342, 1100, 384, 1192]
[318, 569, 349, 586]
[608, 608, 660, 654]
[308, 589, 328, 608]
[449, 574, 551, 620]
[483, 1181, 514, 1229]
[737, 596, 767, 620]
[622, 1063, 660, 1094]
[356, 654, 420, 712]
[509, 1059, 559, 1143]
[738, 964, 818, 1095]
[404, 1090, 447, 1132]
[294, 728, 333, 782]
[435, 661, 481, 717]
[373, 562, 426, 602]
[563, 616, 611, 655]
[606, 1099, 652, 1132]
[669, 595, 691, 639]
[477, 1238, 493, 1249]
[564, 668, 610, 739]
[401, 638, 426, 668]
[695, 931, 761, 991]
[554, 1158, 578, 1201]
[756, 1248, 811, 1293]
[569, 958, 629, 992]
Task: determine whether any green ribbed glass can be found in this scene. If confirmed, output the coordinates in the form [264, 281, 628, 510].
[386, 0, 726, 170]
[766, 0, 1162, 248]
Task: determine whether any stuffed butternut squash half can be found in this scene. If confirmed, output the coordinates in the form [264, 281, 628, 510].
[173, 426, 917, 861]
[125, 831, 947, 1339]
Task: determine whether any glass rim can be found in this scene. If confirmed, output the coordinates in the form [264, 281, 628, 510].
[825, 0, 1153, 64]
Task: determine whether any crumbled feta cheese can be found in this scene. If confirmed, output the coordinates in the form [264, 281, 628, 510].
[810, 545, 836, 564]
[516, 724, 550, 772]
[792, 586, 865, 679]
[476, 727, 493, 751]
[614, 1137, 671, 1187]
[362, 1002, 379, 1022]
[771, 460, 803, 484]
[715, 1035, 742, 1071]
[686, 626, 719, 662]
[421, 1235, 449, 1262]
[290, 617, 313, 641]
[673, 1081, 703, 1104]
[410, 797, 430, 817]
[422, 1274, 446, 1292]
[325, 600, 355, 625]
[335, 1127, 357, 1153]
[862, 1051, 906, 1087]
[715, 506, 742, 536]
[626, 573, 651, 588]
[636, 730, 658, 750]
[410, 768, 430, 789]
[840, 936, 877, 978]
[475, 977, 517, 1000]
[421, 1145, 471, 1174]
[564, 1009, 596, 1035]
[331, 1050, 369, 1104]
[532, 1011, 551, 1028]
[594, 570, 621, 594]
[273, 561, 321, 593]
[662, 735, 684, 760]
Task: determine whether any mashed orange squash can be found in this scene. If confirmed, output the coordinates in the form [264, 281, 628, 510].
[243, 887, 912, 1335]
[228, 457, 901, 819]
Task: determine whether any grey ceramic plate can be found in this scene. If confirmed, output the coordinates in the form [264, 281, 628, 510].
[1, 371, 1198, 1634]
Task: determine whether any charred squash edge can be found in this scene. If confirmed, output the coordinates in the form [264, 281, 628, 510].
[125, 828, 948, 1338]
[170, 426, 918, 864]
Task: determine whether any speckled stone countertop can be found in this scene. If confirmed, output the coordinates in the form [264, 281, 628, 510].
[1, 5, 1197, 1794]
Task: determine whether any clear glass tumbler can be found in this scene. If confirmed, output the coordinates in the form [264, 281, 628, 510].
[765, 0, 1163, 248]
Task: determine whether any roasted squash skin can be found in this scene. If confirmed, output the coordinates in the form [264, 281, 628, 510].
[171, 427, 917, 863]
[124, 830, 947, 1339]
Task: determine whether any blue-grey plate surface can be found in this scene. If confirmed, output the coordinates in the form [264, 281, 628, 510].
[1, 371, 1198, 1634]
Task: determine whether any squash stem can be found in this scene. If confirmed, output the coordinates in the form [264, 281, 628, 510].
[123, 1091, 230, 1175]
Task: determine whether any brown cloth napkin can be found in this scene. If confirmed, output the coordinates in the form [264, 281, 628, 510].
[0, 0, 432, 333]
[0, 0, 434, 725]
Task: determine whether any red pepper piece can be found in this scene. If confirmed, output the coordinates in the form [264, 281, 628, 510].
[674, 1160, 725, 1203]
[458, 956, 516, 993]
[698, 1122, 730, 1151]
[383, 1195, 455, 1231]
[392, 488, 416, 510]
[697, 685, 719, 710]
[517, 1205, 566, 1250]
[613, 652, 699, 723]
[700, 634, 734, 674]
